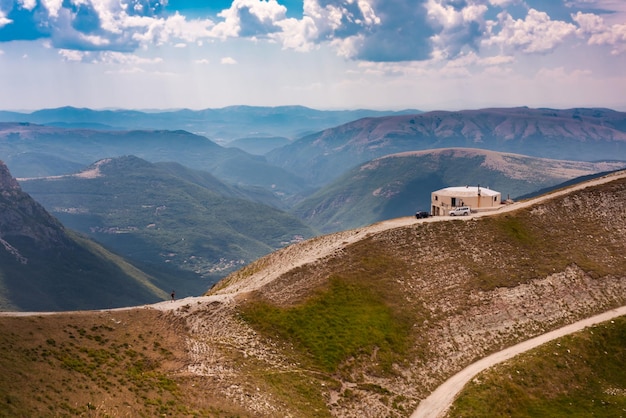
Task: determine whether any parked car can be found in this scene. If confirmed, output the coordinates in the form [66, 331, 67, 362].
[415, 211, 430, 219]
[449, 206, 471, 216]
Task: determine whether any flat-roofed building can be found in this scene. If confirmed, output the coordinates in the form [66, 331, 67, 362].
[431, 185, 501, 216]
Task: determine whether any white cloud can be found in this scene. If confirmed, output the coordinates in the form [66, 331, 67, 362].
[58, 49, 86, 61]
[425, 0, 487, 30]
[211, 0, 287, 39]
[127, 13, 216, 46]
[221, 56, 237, 64]
[274, 16, 319, 52]
[39, 0, 63, 18]
[0, 11, 11, 28]
[86, 51, 164, 66]
[573, 12, 626, 55]
[484, 9, 577, 53]
[18, 0, 37, 11]
[424, 0, 489, 60]
[481, 54, 515, 66]
[488, 0, 517, 6]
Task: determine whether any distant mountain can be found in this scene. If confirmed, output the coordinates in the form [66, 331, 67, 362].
[0, 160, 168, 311]
[227, 136, 291, 155]
[267, 107, 626, 186]
[291, 148, 626, 233]
[20, 156, 317, 293]
[0, 122, 310, 199]
[0, 105, 420, 142]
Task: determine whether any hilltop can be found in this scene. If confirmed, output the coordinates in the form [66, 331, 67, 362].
[0, 170, 625, 416]
[292, 148, 625, 233]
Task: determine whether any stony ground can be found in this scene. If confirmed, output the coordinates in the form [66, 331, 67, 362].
[143, 170, 626, 417]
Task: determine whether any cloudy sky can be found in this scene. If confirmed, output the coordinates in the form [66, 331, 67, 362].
[1, 0, 625, 111]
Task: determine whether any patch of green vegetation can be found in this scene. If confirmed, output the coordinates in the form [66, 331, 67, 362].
[448, 316, 626, 417]
[493, 216, 534, 245]
[241, 277, 410, 373]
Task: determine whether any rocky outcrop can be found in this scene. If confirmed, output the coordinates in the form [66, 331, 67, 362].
[0, 160, 71, 259]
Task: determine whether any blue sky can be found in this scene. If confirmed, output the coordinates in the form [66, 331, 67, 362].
[0, 0, 625, 111]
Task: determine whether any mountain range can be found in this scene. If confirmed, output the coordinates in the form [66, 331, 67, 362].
[19, 156, 316, 296]
[0, 105, 418, 143]
[2, 105, 626, 309]
[0, 123, 308, 199]
[267, 107, 626, 186]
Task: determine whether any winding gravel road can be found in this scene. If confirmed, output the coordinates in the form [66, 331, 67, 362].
[411, 305, 626, 418]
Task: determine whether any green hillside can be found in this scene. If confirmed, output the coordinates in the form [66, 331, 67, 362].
[0, 230, 168, 311]
[448, 317, 626, 417]
[292, 148, 624, 233]
[21, 156, 316, 295]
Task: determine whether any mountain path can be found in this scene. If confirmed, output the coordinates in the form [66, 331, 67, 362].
[411, 305, 626, 418]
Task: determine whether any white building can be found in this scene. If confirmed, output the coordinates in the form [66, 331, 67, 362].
[431, 185, 502, 216]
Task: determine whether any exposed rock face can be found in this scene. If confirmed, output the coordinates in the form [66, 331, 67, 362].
[0, 161, 70, 259]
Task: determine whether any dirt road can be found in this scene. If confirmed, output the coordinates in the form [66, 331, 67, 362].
[411, 305, 626, 418]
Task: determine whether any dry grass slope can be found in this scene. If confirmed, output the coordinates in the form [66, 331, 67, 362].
[1, 171, 625, 417]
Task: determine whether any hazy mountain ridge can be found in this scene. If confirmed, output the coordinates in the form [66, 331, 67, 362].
[267, 107, 626, 186]
[0, 122, 309, 196]
[0, 105, 420, 142]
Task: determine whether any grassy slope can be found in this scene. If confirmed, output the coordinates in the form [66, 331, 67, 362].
[0, 230, 168, 311]
[0, 309, 248, 417]
[448, 316, 626, 417]
[232, 174, 626, 415]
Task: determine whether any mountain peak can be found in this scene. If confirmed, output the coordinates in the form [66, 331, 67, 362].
[0, 160, 22, 193]
[0, 161, 69, 252]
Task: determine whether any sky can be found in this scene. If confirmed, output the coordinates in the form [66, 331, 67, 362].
[0, 0, 625, 111]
